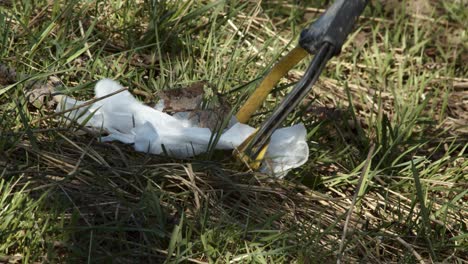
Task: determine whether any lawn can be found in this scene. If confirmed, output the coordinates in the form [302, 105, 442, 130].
[0, 0, 467, 263]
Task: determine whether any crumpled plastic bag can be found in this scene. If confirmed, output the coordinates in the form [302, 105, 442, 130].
[56, 79, 309, 177]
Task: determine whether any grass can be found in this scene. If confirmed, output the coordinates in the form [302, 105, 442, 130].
[0, 0, 467, 263]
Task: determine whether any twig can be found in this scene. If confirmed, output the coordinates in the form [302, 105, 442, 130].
[395, 237, 426, 264]
[79, 20, 94, 60]
[337, 144, 375, 264]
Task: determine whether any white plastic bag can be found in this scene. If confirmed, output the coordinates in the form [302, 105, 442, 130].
[56, 79, 310, 177]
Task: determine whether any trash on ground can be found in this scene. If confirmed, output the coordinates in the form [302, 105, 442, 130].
[55, 79, 309, 177]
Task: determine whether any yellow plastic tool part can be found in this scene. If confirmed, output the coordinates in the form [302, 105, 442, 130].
[235, 46, 308, 124]
[234, 129, 268, 170]
[234, 46, 308, 169]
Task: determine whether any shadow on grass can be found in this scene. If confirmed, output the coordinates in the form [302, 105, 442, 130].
[2, 120, 466, 263]
[2, 133, 350, 262]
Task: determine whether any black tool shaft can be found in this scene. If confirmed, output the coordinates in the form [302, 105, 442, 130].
[247, 43, 334, 158]
[300, 0, 368, 55]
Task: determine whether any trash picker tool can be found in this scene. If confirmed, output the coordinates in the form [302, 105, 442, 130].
[235, 0, 369, 169]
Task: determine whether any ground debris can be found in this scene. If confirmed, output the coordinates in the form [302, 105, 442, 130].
[0, 63, 62, 109]
[25, 76, 62, 109]
[156, 81, 232, 131]
[156, 82, 206, 113]
[0, 63, 17, 85]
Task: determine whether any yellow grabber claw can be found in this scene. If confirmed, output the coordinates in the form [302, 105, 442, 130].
[234, 46, 308, 169]
[234, 128, 268, 170]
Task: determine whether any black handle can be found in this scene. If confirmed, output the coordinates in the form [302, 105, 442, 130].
[299, 0, 368, 55]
